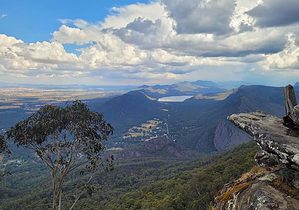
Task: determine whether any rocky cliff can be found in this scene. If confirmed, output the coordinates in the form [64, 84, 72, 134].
[213, 120, 250, 151]
[214, 112, 299, 210]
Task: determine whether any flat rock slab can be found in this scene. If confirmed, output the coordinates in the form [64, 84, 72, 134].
[235, 181, 299, 210]
[228, 112, 299, 170]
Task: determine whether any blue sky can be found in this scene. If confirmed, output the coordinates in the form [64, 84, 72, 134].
[0, 0, 149, 42]
[0, 0, 299, 86]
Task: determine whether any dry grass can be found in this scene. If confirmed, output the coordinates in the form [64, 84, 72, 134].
[216, 181, 252, 203]
[238, 165, 269, 181]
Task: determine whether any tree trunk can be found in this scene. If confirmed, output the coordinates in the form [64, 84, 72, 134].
[52, 180, 63, 210]
[69, 176, 93, 210]
[53, 191, 58, 210]
[52, 173, 58, 210]
[58, 190, 62, 210]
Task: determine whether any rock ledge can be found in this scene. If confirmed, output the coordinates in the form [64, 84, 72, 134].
[214, 112, 299, 210]
[228, 112, 299, 171]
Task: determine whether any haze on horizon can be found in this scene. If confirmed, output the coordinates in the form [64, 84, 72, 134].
[1, 0, 299, 86]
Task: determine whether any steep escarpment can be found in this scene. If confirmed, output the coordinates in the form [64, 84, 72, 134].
[95, 85, 297, 153]
[210, 85, 288, 151]
[214, 112, 299, 209]
[169, 85, 289, 153]
[213, 120, 249, 151]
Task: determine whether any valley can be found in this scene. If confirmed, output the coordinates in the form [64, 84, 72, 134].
[1, 81, 299, 156]
[2, 1, 298, 209]
[1, 81, 299, 209]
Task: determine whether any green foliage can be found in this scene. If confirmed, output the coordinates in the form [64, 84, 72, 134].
[106, 142, 258, 210]
[5, 100, 113, 209]
[0, 142, 258, 210]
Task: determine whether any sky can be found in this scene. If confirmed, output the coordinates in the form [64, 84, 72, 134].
[0, 0, 299, 86]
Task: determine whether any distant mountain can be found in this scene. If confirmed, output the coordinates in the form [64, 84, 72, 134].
[0, 82, 137, 91]
[211, 85, 287, 150]
[115, 136, 188, 159]
[167, 85, 297, 152]
[5, 83, 295, 156]
[98, 91, 165, 134]
[137, 80, 226, 99]
[295, 82, 299, 88]
[95, 85, 299, 154]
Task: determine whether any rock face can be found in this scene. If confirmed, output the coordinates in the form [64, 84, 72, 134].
[229, 112, 299, 171]
[283, 85, 299, 127]
[213, 120, 250, 151]
[214, 112, 299, 210]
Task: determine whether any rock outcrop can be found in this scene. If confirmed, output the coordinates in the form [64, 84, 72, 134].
[214, 112, 299, 210]
[229, 112, 299, 171]
[283, 85, 299, 127]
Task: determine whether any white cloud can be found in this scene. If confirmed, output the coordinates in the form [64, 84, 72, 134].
[0, 34, 79, 72]
[230, 0, 262, 32]
[53, 25, 94, 45]
[0, 14, 7, 19]
[101, 2, 166, 29]
[162, 0, 236, 34]
[1, 0, 299, 85]
[262, 34, 299, 70]
[78, 33, 148, 68]
[113, 16, 177, 48]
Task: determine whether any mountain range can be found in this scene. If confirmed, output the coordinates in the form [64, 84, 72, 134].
[137, 80, 226, 99]
[1, 81, 299, 210]
[96, 83, 299, 155]
[1, 81, 298, 157]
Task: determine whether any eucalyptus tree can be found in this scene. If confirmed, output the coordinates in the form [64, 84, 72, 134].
[7, 101, 113, 210]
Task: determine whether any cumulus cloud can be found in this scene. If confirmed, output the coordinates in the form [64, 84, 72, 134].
[262, 34, 299, 70]
[248, 0, 299, 27]
[113, 16, 176, 48]
[78, 33, 148, 68]
[162, 0, 236, 34]
[52, 25, 90, 45]
[0, 34, 79, 72]
[1, 0, 299, 85]
[230, 0, 262, 32]
[102, 2, 166, 29]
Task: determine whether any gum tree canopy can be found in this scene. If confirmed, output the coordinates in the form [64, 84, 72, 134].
[7, 100, 113, 210]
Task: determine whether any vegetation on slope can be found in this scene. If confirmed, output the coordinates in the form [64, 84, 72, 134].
[105, 141, 259, 210]
[0, 142, 258, 210]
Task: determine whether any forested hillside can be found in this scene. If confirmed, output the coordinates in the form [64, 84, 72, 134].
[105, 142, 258, 210]
[0, 141, 258, 210]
